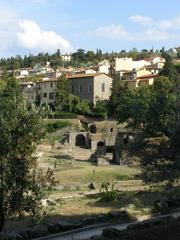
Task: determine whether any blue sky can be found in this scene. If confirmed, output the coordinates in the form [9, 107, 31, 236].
[0, 0, 180, 57]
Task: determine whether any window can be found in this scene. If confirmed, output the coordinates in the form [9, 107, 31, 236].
[44, 83, 46, 88]
[49, 92, 54, 100]
[110, 128, 113, 132]
[88, 84, 92, 93]
[79, 84, 82, 93]
[43, 92, 47, 98]
[50, 83, 53, 88]
[102, 83, 105, 92]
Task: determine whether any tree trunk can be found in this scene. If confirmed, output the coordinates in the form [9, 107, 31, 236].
[0, 210, 4, 232]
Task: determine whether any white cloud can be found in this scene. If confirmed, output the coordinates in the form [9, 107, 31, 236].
[17, 20, 72, 52]
[91, 14, 180, 42]
[93, 24, 129, 39]
[129, 15, 154, 25]
[130, 14, 180, 30]
[91, 24, 174, 41]
[158, 16, 180, 29]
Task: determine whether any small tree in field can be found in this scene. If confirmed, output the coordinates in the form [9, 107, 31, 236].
[0, 77, 45, 232]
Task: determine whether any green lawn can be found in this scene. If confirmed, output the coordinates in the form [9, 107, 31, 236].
[54, 162, 140, 185]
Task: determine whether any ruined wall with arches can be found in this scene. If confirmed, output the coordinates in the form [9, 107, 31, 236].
[68, 132, 90, 148]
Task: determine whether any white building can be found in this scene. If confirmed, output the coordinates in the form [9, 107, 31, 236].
[98, 60, 110, 74]
[61, 54, 72, 62]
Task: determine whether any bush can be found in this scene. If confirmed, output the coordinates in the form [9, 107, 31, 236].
[99, 182, 118, 202]
[46, 120, 71, 133]
[53, 111, 78, 119]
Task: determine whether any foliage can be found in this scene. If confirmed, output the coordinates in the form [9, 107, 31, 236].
[47, 135, 64, 150]
[91, 100, 109, 119]
[112, 74, 180, 186]
[0, 48, 160, 71]
[113, 77, 176, 137]
[74, 100, 92, 115]
[46, 120, 70, 133]
[53, 111, 78, 119]
[99, 182, 118, 202]
[55, 74, 71, 111]
[160, 52, 173, 76]
[0, 76, 52, 232]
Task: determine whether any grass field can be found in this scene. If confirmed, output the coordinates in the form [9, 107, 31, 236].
[5, 142, 175, 233]
[54, 163, 140, 185]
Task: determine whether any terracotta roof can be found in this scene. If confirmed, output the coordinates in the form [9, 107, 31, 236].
[68, 73, 110, 79]
[20, 82, 34, 85]
[37, 78, 57, 84]
[137, 74, 159, 79]
[123, 79, 136, 82]
[146, 66, 160, 69]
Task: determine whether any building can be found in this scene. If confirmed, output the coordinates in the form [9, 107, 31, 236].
[116, 69, 159, 91]
[35, 78, 57, 105]
[20, 82, 36, 103]
[123, 74, 159, 91]
[98, 60, 111, 74]
[69, 73, 113, 104]
[22, 73, 113, 105]
[61, 54, 72, 62]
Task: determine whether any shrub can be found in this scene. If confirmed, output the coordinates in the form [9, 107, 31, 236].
[99, 182, 118, 202]
[53, 111, 78, 119]
[46, 120, 71, 133]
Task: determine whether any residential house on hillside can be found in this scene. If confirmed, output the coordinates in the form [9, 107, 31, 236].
[116, 69, 158, 91]
[98, 60, 111, 74]
[35, 78, 57, 105]
[20, 82, 36, 103]
[61, 54, 72, 62]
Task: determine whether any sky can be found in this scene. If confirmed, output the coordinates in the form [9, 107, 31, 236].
[0, 0, 180, 57]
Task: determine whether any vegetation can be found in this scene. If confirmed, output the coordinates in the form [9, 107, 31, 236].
[111, 76, 176, 137]
[55, 74, 109, 118]
[0, 76, 54, 232]
[0, 48, 164, 71]
[110, 54, 180, 187]
[100, 182, 118, 202]
[46, 120, 71, 133]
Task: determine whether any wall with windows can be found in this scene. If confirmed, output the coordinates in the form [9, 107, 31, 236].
[93, 74, 113, 103]
[69, 76, 94, 102]
[69, 74, 113, 104]
[36, 80, 57, 104]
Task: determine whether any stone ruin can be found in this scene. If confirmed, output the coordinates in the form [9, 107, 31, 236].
[67, 120, 134, 165]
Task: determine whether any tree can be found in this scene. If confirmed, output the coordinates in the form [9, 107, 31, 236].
[113, 77, 176, 137]
[86, 50, 96, 63]
[0, 77, 45, 232]
[160, 52, 173, 77]
[55, 74, 71, 111]
[72, 49, 86, 62]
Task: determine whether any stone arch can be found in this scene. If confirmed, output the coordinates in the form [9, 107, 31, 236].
[75, 134, 86, 147]
[89, 124, 97, 133]
[97, 141, 105, 147]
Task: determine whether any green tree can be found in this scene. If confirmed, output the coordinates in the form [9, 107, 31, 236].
[0, 77, 45, 232]
[113, 77, 176, 137]
[86, 50, 96, 63]
[72, 49, 86, 62]
[160, 52, 173, 77]
[55, 74, 71, 111]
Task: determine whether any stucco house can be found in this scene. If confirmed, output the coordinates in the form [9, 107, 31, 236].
[35, 78, 57, 105]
